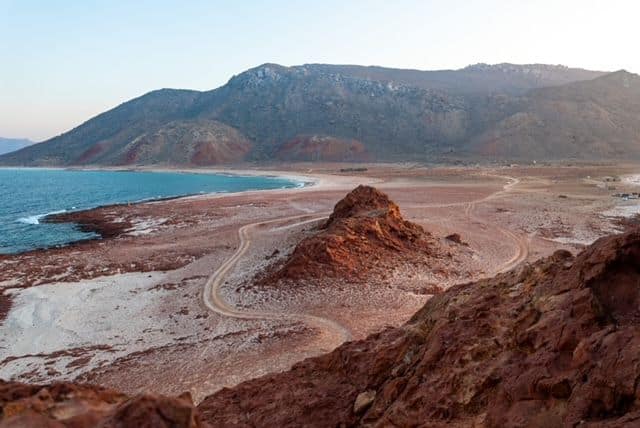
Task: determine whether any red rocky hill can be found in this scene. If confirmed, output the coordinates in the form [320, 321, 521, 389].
[200, 228, 640, 427]
[3, 227, 640, 427]
[0, 381, 205, 427]
[268, 185, 447, 282]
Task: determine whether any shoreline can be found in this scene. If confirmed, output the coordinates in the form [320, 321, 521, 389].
[1, 168, 371, 257]
[0, 164, 318, 187]
[0, 170, 310, 257]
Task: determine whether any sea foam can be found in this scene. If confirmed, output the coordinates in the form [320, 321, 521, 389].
[17, 210, 67, 225]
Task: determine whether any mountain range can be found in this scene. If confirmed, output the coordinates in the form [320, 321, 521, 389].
[2, 63, 639, 166]
[0, 137, 34, 156]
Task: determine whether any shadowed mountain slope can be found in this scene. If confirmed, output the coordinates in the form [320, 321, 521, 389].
[471, 70, 640, 159]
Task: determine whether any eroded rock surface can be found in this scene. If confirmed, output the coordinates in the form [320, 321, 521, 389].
[0, 380, 206, 427]
[269, 185, 446, 281]
[199, 229, 640, 427]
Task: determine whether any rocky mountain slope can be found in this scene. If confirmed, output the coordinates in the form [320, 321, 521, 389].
[470, 70, 640, 159]
[114, 119, 252, 165]
[5, 62, 639, 166]
[2, 226, 640, 426]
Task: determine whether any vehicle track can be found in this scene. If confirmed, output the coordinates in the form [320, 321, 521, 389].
[202, 212, 352, 350]
[464, 175, 529, 274]
[407, 174, 528, 275]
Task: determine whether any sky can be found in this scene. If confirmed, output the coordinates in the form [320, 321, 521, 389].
[1, 0, 639, 141]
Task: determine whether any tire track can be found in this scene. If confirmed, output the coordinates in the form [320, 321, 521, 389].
[202, 212, 352, 352]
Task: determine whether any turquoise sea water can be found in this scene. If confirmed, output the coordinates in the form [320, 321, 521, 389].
[0, 168, 300, 254]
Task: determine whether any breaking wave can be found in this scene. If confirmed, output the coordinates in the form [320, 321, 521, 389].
[17, 209, 67, 225]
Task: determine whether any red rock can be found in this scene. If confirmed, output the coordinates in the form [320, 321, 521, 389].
[0, 381, 207, 427]
[198, 229, 640, 427]
[267, 185, 442, 282]
[445, 233, 466, 245]
[5, 216, 640, 427]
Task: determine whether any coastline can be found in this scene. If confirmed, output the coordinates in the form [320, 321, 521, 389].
[3, 163, 640, 400]
[1, 167, 374, 256]
[0, 168, 329, 256]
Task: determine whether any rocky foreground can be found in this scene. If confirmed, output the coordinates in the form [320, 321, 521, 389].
[2, 202, 640, 426]
[199, 228, 640, 427]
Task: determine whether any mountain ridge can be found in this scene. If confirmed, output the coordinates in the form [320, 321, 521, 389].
[0, 137, 34, 156]
[4, 62, 638, 166]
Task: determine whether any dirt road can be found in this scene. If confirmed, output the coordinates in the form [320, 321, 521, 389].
[202, 213, 352, 350]
[202, 174, 528, 353]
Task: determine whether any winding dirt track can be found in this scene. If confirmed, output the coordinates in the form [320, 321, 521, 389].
[202, 212, 352, 348]
[465, 175, 530, 274]
[407, 174, 529, 274]
[202, 174, 527, 354]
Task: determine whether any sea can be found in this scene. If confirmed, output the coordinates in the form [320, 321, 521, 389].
[0, 168, 301, 254]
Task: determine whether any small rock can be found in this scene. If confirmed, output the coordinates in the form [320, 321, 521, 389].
[445, 233, 467, 246]
[353, 390, 376, 414]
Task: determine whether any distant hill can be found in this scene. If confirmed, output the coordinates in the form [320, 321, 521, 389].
[0, 137, 34, 156]
[469, 70, 640, 159]
[6, 62, 640, 166]
[307, 63, 605, 95]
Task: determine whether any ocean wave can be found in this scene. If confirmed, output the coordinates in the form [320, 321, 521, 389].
[17, 209, 67, 225]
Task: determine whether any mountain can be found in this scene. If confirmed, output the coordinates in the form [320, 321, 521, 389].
[0, 137, 34, 156]
[470, 70, 640, 159]
[6, 62, 639, 166]
[308, 62, 605, 95]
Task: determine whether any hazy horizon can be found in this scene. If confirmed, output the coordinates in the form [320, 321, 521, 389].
[2, 0, 638, 141]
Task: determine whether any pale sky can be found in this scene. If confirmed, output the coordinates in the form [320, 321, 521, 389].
[1, 0, 638, 141]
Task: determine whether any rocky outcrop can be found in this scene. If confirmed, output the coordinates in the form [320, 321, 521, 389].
[45, 207, 134, 239]
[445, 232, 467, 245]
[199, 228, 640, 427]
[268, 185, 443, 281]
[0, 380, 206, 427]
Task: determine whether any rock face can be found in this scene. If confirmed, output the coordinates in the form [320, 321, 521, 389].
[119, 119, 252, 166]
[198, 228, 640, 427]
[274, 135, 371, 162]
[73, 119, 251, 166]
[0, 380, 206, 427]
[268, 185, 441, 281]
